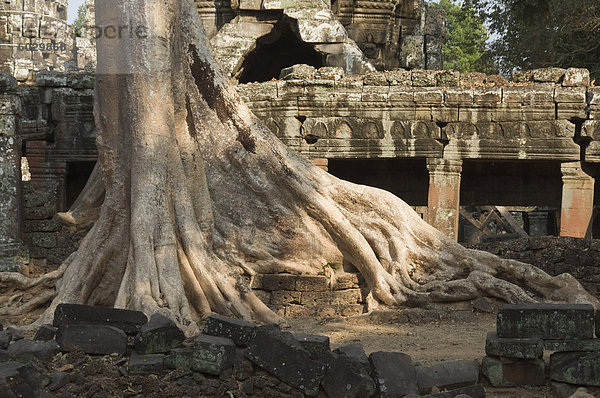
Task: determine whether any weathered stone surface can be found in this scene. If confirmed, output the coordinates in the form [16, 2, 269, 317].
[279, 64, 316, 81]
[0, 361, 43, 398]
[496, 303, 594, 339]
[134, 313, 185, 354]
[34, 324, 57, 342]
[322, 353, 376, 398]
[165, 347, 194, 369]
[259, 274, 297, 291]
[294, 333, 330, 359]
[245, 325, 325, 396]
[193, 334, 236, 375]
[482, 356, 545, 387]
[47, 371, 70, 391]
[544, 339, 600, 352]
[334, 343, 370, 371]
[369, 351, 419, 397]
[53, 303, 148, 334]
[533, 67, 566, 83]
[485, 331, 543, 359]
[128, 352, 165, 375]
[550, 352, 600, 386]
[295, 275, 329, 291]
[421, 384, 486, 398]
[415, 360, 479, 394]
[0, 331, 9, 350]
[7, 339, 59, 361]
[202, 314, 256, 347]
[56, 324, 127, 355]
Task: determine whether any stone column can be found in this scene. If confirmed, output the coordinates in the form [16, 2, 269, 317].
[312, 158, 328, 172]
[0, 93, 23, 271]
[560, 162, 594, 239]
[426, 158, 462, 241]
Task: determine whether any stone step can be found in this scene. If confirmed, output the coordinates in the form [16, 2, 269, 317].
[485, 331, 543, 359]
[53, 303, 148, 334]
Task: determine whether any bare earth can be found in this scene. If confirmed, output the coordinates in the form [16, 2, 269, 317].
[285, 308, 555, 398]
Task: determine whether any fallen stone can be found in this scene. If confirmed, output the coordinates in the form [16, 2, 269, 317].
[421, 384, 486, 398]
[165, 347, 194, 369]
[279, 64, 316, 80]
[134, 313, 185, 354]
[34, 324, 57, 342]
[322, 352, 376, 398]
[544, 339, 600, 352]
[550, 352, 600, 386]
[415, 360, 480, 394]
[202, 314, 256, 347]
[334, 343, 370, 372]
[193, 334, 236, 375]
[369, 351, 419, 397]
[56, 324, 127, 355]
[47, 371, 70, 391]
[8, 339, 59, 361]
[245, 325, 325, 396]
[497, 303, 594, 339]
[0, 361, 43, 398]
[0, 331, 10, 350]
[129, 352, 165, 375]
[481, 356, 545, 387]
[552, 383, 600, 398]
[485, 331, 543, 359]
[5, 327, 23, 341]
[294, 334, 330, 359]
[53, 303, 148, 334]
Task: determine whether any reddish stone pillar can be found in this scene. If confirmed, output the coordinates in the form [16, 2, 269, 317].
[312, 158, 328, 172]
[560, 162, 594, 239]
[427, 158, 462, 241]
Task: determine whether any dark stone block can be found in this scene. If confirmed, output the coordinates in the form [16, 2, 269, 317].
[0, 331, 10, 350]
[192, 334, 236, 375]
[415, 360, 479, 394]
[53, 303, 148, 334]
[47, 371, 70, 391]
[294, 334, 330, 359]
[261, 274, 297, 291]
[202, 314, 256, 347]
[5, 328, 23, 342]
[165, 347, 194, 369]
[245, 325, 326, 396]
[129, 352, 165, 375]
[481, 356, 545, 387]
[34, 324, 57, 342]
[134, 313, 185, 354]
[0, 361, 43, 398]
[421, 384, 486, 398]
[57, 324, 127, 355]
[544, 339, 600, 352]
[485, 331, 543, 359]
[369, 351, 419, 397]
[8, 339, 59, 361]
[550, 352, 600, 386]
[497, 303, 594, 339]
[322, 353, 376, 398]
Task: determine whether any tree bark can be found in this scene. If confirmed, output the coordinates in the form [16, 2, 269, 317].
[18, 0, 599, 330]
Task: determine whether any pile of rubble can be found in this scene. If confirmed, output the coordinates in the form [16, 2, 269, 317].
[0, 303, 485, 397]
[483, 303, 600, 397]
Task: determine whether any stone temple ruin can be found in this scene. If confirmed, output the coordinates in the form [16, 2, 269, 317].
[1, 0, 600, 311]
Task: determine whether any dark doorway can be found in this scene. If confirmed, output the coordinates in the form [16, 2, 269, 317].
[66, 161, 96, 209]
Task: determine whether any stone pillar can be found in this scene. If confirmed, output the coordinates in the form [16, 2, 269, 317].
[0, 93, 23, 271]
[427, 158, 462, 241]
[560, 162, 594, 239]
[312, 158, 328, 172]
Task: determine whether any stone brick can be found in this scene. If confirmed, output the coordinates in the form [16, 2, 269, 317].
[165, 347, 194, 369]
[563, 68, 591, 87]
[128, 352, 165, 375]
[56, 324, 127, 355]
[202, 314, 256, 347]
[271, 290, 302, 305]
[550, 352, 600, 386]
[415, 360, 479, 395]
[33, 324, 56, 342]
[481, 356, 545, 387]
[53, 303, 148, 334]
[496, 303, 594, 339]
[294, 334, 330, 359]
[295, 275, 329, 291]
[533, 67, 566, 83]
[134, 313, 185, 354]
[245, 325, 326, 396]
[333, 273, 360, 290]
[7, 339, 59, 361]
[544, 339, 600, 352]
[322, 353, 376, 398]
[331, 289, 362, 305]
[334, 343, 370, 371]
[444, 88, 473, 105]
[192, 334, 236, 375]
[485, 331, 543, 359]
[369, 351, 419, 397]
[260, 274, 297, 291]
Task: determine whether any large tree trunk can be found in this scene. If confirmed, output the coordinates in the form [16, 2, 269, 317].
[9, 0, 597, 331]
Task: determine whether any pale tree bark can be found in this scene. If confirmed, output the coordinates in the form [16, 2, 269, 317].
[3, 0, 597, 331]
